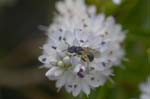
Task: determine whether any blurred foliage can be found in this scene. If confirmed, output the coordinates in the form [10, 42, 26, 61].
[0, 0, 149, 99]
[148, 48, 150, 62]
[0, 0, 18, 8]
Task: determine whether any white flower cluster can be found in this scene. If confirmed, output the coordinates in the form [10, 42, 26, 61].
[39, 0, 125, 96]
[139, 77, 150, 99]
[112, 0, 122, 5]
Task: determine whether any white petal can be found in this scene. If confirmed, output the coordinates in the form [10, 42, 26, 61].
[95, 77, 105, 87]
[45, 67, 63, 77]
[72, 84, 81, 96]
[65, 30, 74, 45]
[72, 38, 80, 46]
[65, 84, 72, 93]
[54, 69, 63, 76]
[87, 5, 96, 16]
[45, 67, 57, 76]
[81, 82, 90, 96]
[74, 64, 82, 73]
[56, 79, 66, 89]
[97, 13, 105, 25]
[88, 77, 100, 87]
[65, 73, 75, 93]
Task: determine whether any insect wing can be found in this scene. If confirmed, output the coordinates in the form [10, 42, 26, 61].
[84, 48, 100, 58]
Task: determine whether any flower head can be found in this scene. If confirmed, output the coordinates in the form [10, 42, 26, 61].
[39, 0, 126, 96]
[139, 77, 150, 99]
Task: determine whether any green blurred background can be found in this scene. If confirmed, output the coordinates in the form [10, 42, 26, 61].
[0, 0, 149, 99]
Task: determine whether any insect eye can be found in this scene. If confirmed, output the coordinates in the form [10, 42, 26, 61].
[87, 53, 94, 62]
